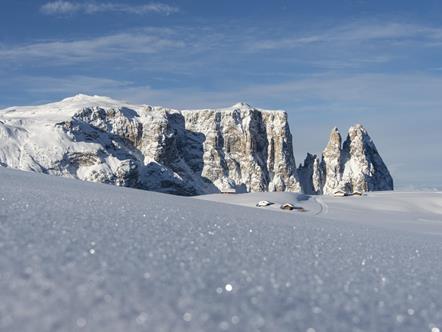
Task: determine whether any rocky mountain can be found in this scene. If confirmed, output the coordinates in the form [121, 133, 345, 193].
[299, 124, 394, 195]
[0, 94, 393, 196]
[321, 127, 343, 195]
[0, 95, 300, 195]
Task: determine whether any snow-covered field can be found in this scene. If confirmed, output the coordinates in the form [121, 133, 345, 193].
[0, 167, 441, 332]
[198, 191, 442, 234]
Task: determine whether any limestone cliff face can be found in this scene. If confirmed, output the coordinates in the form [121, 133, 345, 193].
[182, 103, 300, 193]
[321, 127, 343, 195]
[0, 96, 301, 195]
[299, 124, 393, 195]
[298, 153, 323, 195]
[340, 124, 394, 193]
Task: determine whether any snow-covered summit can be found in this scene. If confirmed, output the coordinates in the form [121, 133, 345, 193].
[0, 95, 300, 195]
[58, 93, 130, 109]
[0, 94, 150, 121]
[181, 101, 285, 115]
[232, 101, 253, 109]
[0, 95, 393, 196]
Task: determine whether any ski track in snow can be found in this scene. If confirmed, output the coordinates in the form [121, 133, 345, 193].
[0, 167, 442, 332]
[314, 196, 328, 216]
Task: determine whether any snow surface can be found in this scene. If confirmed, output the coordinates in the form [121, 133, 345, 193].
[0, 94, 154, 173]
[0, 94, 149, 122]
[198, 191, 442, 234]
[1, 167, 442, 332]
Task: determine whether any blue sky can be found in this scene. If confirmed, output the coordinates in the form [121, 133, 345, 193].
[1, 0, 441, 188]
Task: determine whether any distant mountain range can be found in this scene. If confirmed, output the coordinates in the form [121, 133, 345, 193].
[0, 94, 393, 195]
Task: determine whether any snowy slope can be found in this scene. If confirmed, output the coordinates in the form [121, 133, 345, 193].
[0, 94, 153, 173]
[198, 191, 442, 234]
[0, 94, 147, 121]
[0, 167, 441, 332]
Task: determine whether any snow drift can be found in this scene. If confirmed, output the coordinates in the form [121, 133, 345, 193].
[0, 166, 440, 331]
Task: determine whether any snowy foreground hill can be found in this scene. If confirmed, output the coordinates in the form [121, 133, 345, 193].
[0, 167, 441, 332]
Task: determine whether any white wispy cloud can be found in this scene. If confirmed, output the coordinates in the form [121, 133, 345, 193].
[0, 29, 186, 64]
[3, 20, 442, 71]
[41, 1, 179, 16]
[249, 22, 442, 50]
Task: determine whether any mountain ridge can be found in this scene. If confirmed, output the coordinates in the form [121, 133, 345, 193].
[0, 94, 393, 195]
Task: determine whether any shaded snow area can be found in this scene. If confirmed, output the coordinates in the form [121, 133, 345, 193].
[0, 167, 442, 332]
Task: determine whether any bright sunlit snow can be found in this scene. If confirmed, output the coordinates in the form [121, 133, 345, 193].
[0, 167, 441, 331]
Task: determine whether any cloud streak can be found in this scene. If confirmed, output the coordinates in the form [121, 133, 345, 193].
[0, 29, 186, 64]
[41, 1, 179, 16]
[249, 22, 442, 50]
[3, 20, 442, 72]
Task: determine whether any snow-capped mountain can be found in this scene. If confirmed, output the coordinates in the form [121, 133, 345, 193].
[0, 94, 300, 195]
[0, 94, 393, 195]
[298, 125, 394, 195]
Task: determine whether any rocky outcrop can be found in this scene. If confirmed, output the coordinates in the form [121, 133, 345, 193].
[298, 153, 323, 195]
[299, 124, 393, 195]
[340, 124, 394, 193]
[181, 103, 300, 193]
[0, 95, 393, 196]
[321, 127, 343, 195]
[0, 95, 301, 195]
